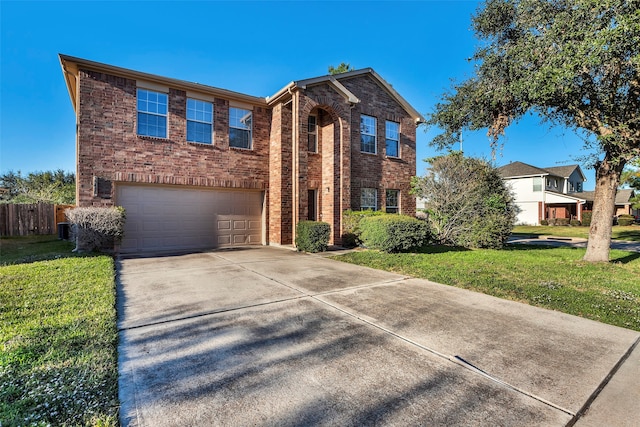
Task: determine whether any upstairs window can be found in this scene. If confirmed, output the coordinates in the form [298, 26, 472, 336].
[360, 115, 377, 154]
[137, 89, 167, 138]
[308, 115, 317, 152]
[187, 99, 213, 144]
[385, 189, 399, 213]
[229, 107, 252, 149]
[533, 177, 542, 192]
[361, 188, 377, 211]
[385, 121, 400, 157]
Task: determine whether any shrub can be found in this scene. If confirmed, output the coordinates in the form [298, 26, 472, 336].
[412, 153, 518, 249]
[295, 221, 330, 253]
[359, 215, 429, 253]
[66, 206, 126, 252]
[556, 218, 570, 226]
[570, 219, 582, 226]
[540, 219, 549, 225]
[582, 211, 592, 226]
[617, 214, 635, 226]
[341, 209, 385, 247]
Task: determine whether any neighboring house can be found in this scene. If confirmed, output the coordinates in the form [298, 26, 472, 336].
[581, 189, 638, 218]
[59, 55, 424, 253]
[498, 161, 588, 225]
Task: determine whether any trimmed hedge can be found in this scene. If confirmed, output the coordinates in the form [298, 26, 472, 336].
[359, 215, 429, 253]
[582, 211, 592, 226]
[618, 214, 635, 226]
[295, 221, 330, 253]
[540, 219, 549, 225]
[65, 206, 126, 252]
[570, 219, 581, 226]
[341, 209, 386, 247]
[555, 218, 570, 226]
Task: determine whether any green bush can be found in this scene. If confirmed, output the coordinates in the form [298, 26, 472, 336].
[582, 211, 592, 226]
[295, 221, 330, 252]
[341, 209, 385, 247]
[540, 219, 549, 225]
[617, 214, 635, 226]
[556, 218, 570, 226]
[570, 219, 582, 226]
[359, 215, 429, 253]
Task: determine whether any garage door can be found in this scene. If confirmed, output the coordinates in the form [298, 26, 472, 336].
[116, 185, 263, 253]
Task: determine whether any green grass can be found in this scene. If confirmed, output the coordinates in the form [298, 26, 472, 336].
[0, 236, 118, 426]
[512, 224, 640, 241]
[332, 245, 640, 331]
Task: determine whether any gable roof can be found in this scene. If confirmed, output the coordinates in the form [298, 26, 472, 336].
[543, 165, 587, 181]
[60, 54, 425, 124]
[498, 161, 549, 178]
[59, 54, 267, 113]
[498, 161, 587, 182]
[267, 68, 426, 124]
[580, 189, 636, 204]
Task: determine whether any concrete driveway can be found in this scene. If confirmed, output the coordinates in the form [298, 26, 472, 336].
[116, 247, 639, 426]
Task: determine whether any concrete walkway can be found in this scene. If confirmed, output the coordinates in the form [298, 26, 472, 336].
[116, 247, 640, 426]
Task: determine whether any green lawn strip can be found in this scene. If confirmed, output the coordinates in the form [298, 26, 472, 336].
[0, 239, 118, 426]
[332, 245, 640, 331]
[512, 225, 640, 241]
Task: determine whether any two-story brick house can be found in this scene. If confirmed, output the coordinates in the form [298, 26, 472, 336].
[59, 55, 424, 253]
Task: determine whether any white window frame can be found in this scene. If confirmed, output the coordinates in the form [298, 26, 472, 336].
[229, 107, 252, 149]
[360, 115, 377, 154]
[385, 121, 400, 158]
[361, 188, 377, 211]
[533, 177, 542, 192]
[137, 89, 168, 138]
[308, 115, 318, 152]
[186, 98, 213, 144]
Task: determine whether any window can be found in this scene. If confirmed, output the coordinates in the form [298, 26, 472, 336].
[385, 121, 399, 157]
[229, 107, 252, 149]
[360, 115, 377, 153]
[187, 98, 213, 144]
[577, 182, 583, 192]
[361, 188, 377, 211]
[386, 189, 399, 213]
[533, 177, 542, 192]
[308, 115, 317, 152]
[569, 182, 575, 192]
[137, 89, 167, 138]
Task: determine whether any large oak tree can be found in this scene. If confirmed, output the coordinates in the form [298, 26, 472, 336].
[428, 0, 639, 261]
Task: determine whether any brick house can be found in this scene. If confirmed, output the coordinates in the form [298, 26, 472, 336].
[60, 54, 424, 253]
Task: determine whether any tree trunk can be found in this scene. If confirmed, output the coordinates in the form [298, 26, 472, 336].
[583, 156, 625, 262]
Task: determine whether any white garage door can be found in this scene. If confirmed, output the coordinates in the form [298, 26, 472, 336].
[116, 185, 263, 253]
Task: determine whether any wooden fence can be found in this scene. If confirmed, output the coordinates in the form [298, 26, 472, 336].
[0, 203, 75, 236]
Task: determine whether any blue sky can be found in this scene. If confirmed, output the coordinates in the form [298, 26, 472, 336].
[1, 0, 599, 189]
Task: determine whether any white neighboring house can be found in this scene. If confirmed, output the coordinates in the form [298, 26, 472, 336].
[497, 162, 588, 225]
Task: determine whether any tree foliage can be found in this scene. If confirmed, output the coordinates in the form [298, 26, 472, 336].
[0, 170, 75, 204]
[412, 152, 518, 248]
[427, 0, 640, 261]
[328, 62, 354, 75]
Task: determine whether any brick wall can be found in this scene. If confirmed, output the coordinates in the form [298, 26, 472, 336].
[77, 69, 270, 208]
[341, 75, 417, 215]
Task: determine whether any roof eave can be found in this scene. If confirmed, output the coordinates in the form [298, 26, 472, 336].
[58, 54, 268, 106]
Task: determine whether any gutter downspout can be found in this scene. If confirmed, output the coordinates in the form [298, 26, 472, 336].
[291, 88, 299, 246]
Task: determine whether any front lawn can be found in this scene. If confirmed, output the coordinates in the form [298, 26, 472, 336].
[512, 224, 640, 241]
[333, 245, 640, 331]
[0, 236, 119, 426]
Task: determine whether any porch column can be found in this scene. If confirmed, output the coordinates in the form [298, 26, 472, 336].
[577, 201, 582, 222]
